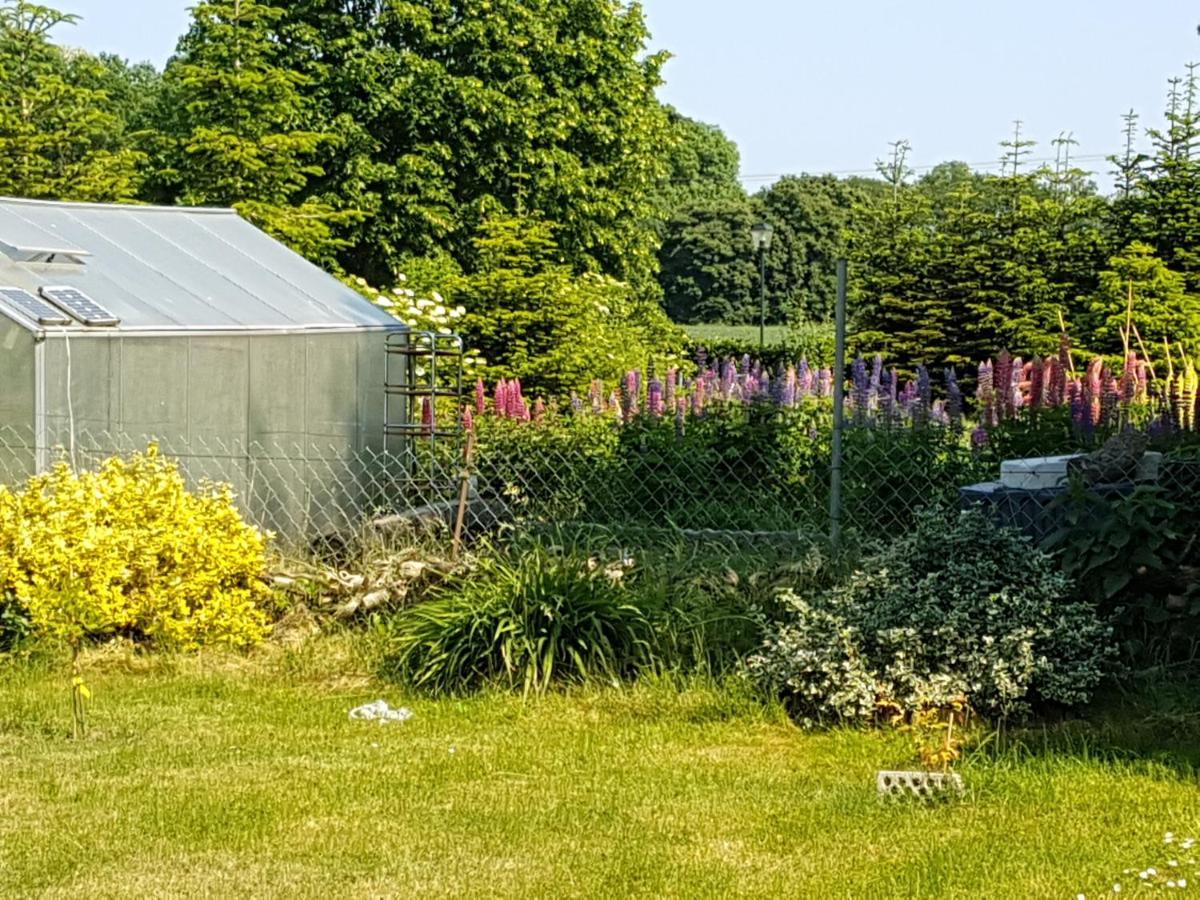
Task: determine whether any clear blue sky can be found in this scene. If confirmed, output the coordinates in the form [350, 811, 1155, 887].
[54, 0, 1200, 189]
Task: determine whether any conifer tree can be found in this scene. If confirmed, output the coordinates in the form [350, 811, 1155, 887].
[0, 0, 143, 201]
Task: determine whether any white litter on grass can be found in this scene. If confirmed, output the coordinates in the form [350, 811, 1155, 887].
[348, 700, 413, 723]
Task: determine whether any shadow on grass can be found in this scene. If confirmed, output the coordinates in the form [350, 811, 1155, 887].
[984, 679, 1200, 780]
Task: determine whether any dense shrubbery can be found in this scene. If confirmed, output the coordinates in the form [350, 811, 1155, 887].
[747, 509, 1112, 724]
[0, 447, 270, 651]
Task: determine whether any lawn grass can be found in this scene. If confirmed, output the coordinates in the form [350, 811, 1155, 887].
[2, 641, 1200, 898]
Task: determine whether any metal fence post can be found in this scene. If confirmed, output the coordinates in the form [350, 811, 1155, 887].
[829, 260, 848, 549]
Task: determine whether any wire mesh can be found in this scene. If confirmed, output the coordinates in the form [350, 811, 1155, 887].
[2, 416, 1198, 555]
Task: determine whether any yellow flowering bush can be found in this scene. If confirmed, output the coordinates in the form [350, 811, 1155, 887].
[0, 446, 270, 650]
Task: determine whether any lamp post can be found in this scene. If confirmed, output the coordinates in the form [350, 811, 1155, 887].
[750, 222, 774, 351]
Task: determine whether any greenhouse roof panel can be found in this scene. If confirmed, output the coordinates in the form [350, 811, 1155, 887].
[0, 199, 402, 332]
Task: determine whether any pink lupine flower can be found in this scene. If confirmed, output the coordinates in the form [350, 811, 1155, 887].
[421, 397, 435, 435]
[994, 351, 1012, 422]
[475, 378, 487, 416]
[665, 367, 677, 412]
[462, 405, 475, 432]
[533, 398, 546, 422]
[494, 379, 509, 418]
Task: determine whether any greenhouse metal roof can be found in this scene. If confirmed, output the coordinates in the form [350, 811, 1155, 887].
[0, 198, 402, 333]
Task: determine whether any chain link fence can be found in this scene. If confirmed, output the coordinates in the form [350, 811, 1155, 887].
[3, 409, 1199, 557]
[0, 415, 1096, 552]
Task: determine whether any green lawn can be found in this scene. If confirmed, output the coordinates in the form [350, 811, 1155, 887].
[2, 642, 1199, 898]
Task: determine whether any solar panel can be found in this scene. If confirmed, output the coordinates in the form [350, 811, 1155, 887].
[0, 286, 73, 326]
[38, 285, 120, 327]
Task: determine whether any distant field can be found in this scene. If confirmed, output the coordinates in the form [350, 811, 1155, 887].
[683, 324, 792, 346]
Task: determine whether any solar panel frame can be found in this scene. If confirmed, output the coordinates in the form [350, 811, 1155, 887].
[38, 284, 120, 327]
[0, 286, 73, 326]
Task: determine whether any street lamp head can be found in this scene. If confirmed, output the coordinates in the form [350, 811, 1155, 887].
[750, 221, 775, 252]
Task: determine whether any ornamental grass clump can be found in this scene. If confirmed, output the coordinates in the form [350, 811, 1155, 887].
[747, 508, 1113, 725]
[378, 546, 654, 695]
[0, 446, 271, 652]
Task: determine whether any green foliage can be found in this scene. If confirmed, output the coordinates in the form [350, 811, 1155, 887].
[456, 214, 686, 396]
[1087, 241, 1200, 353]
[269, 0, 672, 287]
[851, 139, 1112, 370]
[378, 545, 654, 694]
[748, 508, 1113, 723]
[155, 0, 351, 265]
[0, 1, 144, 200]
[652, 108, 745, 219]
[1043, 479, 1200, 667]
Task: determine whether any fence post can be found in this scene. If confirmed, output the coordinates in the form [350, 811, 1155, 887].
[829, 260, 848, 549]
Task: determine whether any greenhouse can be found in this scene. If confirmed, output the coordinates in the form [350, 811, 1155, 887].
[0, 197, 444, 542]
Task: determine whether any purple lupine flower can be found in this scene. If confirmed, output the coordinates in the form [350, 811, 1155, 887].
[970, 425, 990, 449]
[740, 354, 751, 376]
[1068, 380, 1091, 437]
[916, 365, 932, 424]
[851, 355, 869, 422]
[945, 366, 963, 430]
[570, 392, 583, 414]
[783, 365, 798, 407]
[475, 378, 487, 416]
[1028, 358, 1044, 411]
[880, 368, 895, 423]
[817, 367, 832, 398]
[1100, 376, 1120, 427]
[1011, 357, 1025, 412]
[675, 396, 687, 437]
[798, 359, 813, 397]
[900, 380, 918, 416]
[869, 354, 883, 412]
[720, 360, 737, 400]
[648, 378, 664, 418]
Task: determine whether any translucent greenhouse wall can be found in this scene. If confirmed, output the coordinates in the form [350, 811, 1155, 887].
[0, 316, 35, 481]
[27, 328, 401, 544]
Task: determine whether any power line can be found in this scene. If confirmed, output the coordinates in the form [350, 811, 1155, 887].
[738, 153, 1112, 183]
